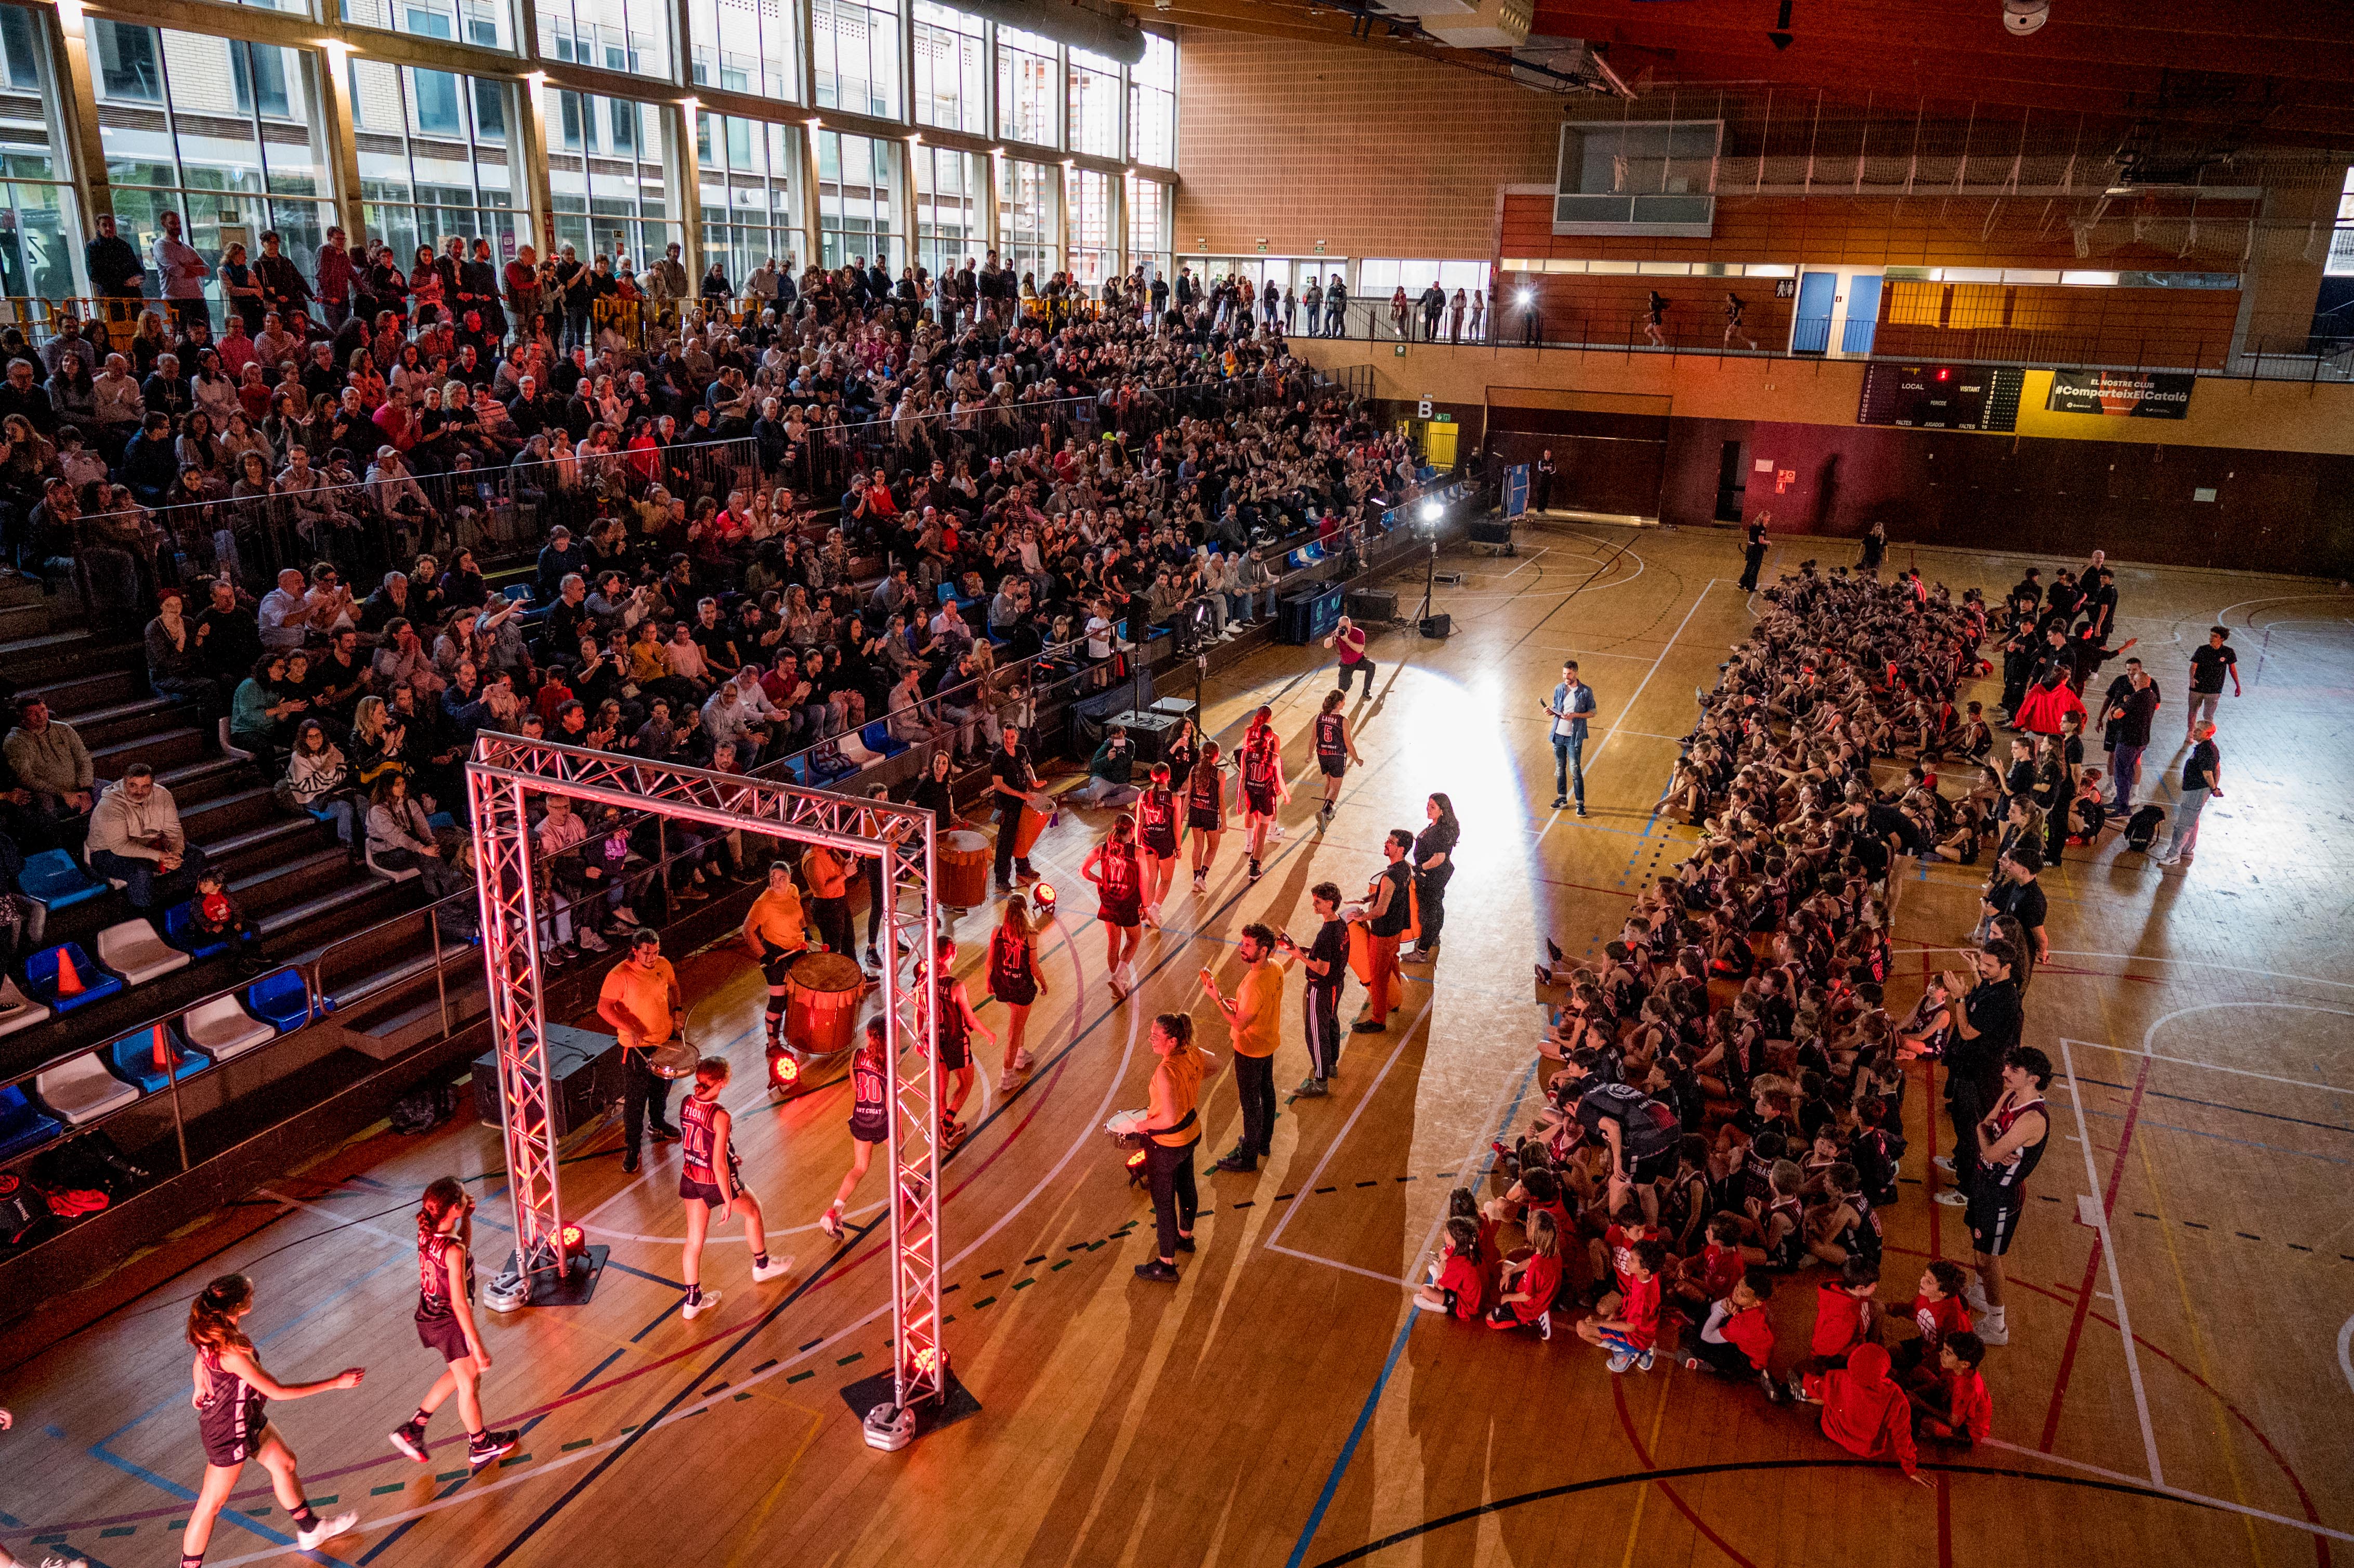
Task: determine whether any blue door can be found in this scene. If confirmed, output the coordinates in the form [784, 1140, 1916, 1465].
[1791, 271, 1836, 354]
[1841, 273, 1882, 354]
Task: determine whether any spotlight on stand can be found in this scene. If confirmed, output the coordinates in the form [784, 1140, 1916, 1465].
[766, 1041, 813, 1101]
[559, 1222, 591, 1277]
[1419, 499, 1445, 527]
[1414, 496, 1452, 640]
[1031, 881, 1058, 918]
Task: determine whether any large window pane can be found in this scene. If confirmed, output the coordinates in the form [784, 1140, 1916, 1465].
[352, 58, 522, 286]
[913, 143, 979, 280]
[689, 0, 796, 102]
[1067, 47, 1118, 159]
[1128, 31, 1173, 168]
[0, 12, 81, 296]
[911, 2, 983, 135]
[537, 0, 672, 82]
[698, 111, 805, 286]
[544, 83, 678, 266]
[812, 0, 901, 121]
[817, 128, 899, 272]
[995, 154, 1055, 285]
[1124, 172, 1167, 288]
[1067, 166, 1110, 285]
[339, 0, 515, 54]
[996, 25, 1056, 148]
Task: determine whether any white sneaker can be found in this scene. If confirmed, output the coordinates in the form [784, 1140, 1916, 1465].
[1270, 823, 1286, 841]
[610, 906, 640, 927]
[817, 1209, 845, 1242]
[997, 1069, 1020, 1094]
[576, 927, 612, 953]
[1964, 1275, 1992, 1314]
[1932, 1154, 1955, 1174]
[682, 1288, 721, 1319]
[1013, 1048, 1035, 1070]
[1606, 1352, 1633, 1373]
[1976, 1311, 2010, 1347]
[296, 1511, 358, 1551]
[751, 1255, 794, 1284]
[2152, 851, 2179, 867]
[1934, 1190, 1969, 1207]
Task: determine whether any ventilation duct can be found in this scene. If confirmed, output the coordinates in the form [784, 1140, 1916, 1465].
[935, 0, 1147, 64]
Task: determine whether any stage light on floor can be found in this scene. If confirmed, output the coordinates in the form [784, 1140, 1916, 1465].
[559, 1222, 590, 1276]
[767, 1042, 814, 1101]
[1031, 881, 1057, 916]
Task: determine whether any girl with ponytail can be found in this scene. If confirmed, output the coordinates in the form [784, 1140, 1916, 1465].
[180, 1274, 362, 1566]
[388, 1178, 518, 1469]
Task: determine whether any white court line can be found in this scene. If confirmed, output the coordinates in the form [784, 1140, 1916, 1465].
[2339, 1314, 2354, 1397]
[2059, 1039, 2164, 1487]
[1264, 1242, 1415, 1288]
[1259, 997, 1434, 1256]
[2045, 948, 2354, 997]
[1580, 577, 1716, 782]
[2060, 1034, 2354, 1099]
[1981, 1439, 2354, 1545]
[256, 1187, 422, 1250]
[1500, 546, 1550, 580]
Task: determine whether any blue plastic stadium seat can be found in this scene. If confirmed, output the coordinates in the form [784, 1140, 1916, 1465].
[26, 943, 125, 1013]
[782, 754, 810, 787]
[19, 849, 106, 911]
[103, 1026, 212, 1094]
[861, 720, 909, 760]
[426, 811, 455, 831]
[936, 582, 958, 604]
[501, 583, 533, 605]
[163, 900, 232, 961]
[807, 743, 859, 787]
[245, 970, 315, 1034]
[0, 1084, 63, 1162]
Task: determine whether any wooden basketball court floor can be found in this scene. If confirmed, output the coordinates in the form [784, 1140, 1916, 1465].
[7, 524, 2353, 1568]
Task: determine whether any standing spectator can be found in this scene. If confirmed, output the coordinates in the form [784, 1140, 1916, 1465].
[2154, 722, 2222, 867]
[150, 211, 210, 334]
[2186, 626, 2240, 741]
[86, 762, 207, 909]
[1131, 1012, 1213, 1283]
[1533, 448, 1556, 514]
[1643, 290, 1669, 348]
[1402, 792, 1458, 962]
[87, 211, 146, 303]
[1738, 512, 1768, 592]
[314, 226, 358, 331]
[1201, 922, 1291, 1175]
[254, 231, 313, 321]
[1544, 659, 1598, 815]
[1931, 941, 2022, 1207]
[2101, 665, 2160, 813]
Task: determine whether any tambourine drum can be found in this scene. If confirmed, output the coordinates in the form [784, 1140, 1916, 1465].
[940, 830, 990, 909]
[1012, 802, 1051, 857]
[787, 950, 867, 1057]
[647, 1039, 700, 1079]
[1347, 923, 1405, 1011]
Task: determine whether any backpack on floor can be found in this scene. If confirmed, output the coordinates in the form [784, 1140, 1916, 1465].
[2123, 804, 2166, 854]
[389, 1081, 461, 1135]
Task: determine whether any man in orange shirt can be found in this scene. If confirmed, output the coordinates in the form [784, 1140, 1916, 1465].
[800, 842, 854, 957]
[597, 928, 685, 1174]
[1201, 923, 1291, 1173]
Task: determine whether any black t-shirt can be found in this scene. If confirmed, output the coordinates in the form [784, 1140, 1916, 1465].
[1954, 977, 2022, 1092]
[2113, 685, 2159, 747]
[989, 743, 1036, 809]
[2188, 644, 2237, 695]
[1305, 917, 1349, 992]
[1995, 876, 2047, 935]
[2182, 739, 2220, 792]
[1575, 1080, 1683, 1160]
[1413, 819, 1460, 884]
[1368, 860, 1413, 937]
[1864, 801, 1926, 855]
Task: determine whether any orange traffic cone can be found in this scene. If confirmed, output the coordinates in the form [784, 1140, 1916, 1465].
[152, 1024, 173, 1074]
[53, 947, 85, 997]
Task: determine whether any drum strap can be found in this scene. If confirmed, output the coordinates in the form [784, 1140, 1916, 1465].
[1146, 1107, 1197, 1139]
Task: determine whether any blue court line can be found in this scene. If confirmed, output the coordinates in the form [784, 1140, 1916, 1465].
[2072, 1073, 2354, 1138]
[85, 1445, 355, 1567]
[1285, 1059, 1543, 1568]
[598, 1257, 690, 1291]
[2074, 1104, 2350, 1165]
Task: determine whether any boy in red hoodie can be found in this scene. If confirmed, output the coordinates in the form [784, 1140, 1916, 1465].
[1801, 1341, 1924, 1481]
[1576, 1237, 1665, 1372]
[1782, 1255, 1880, 1398]
[1889, 1261, 1972, 1384]
[1682, 1272, 1776, 1395]
[1911, 1330, 1993, 1447]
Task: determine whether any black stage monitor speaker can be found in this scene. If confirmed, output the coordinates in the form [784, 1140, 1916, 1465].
[1104, 709, 1183, 760]
[1419, 613, 1453, 639]
[474, 1024, 621, 1136]
[1346, 590, 1398, 622]
[1469, 519, 1515, 547]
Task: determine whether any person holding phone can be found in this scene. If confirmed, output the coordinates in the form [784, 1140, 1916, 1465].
[1542, 660, 1600, 815]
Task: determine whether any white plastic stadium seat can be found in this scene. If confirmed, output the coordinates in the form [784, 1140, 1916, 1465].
[36, 1050, 140, 1125]
[217, 717, 254, 763]
[363, 840, 419, 884]
[182, 995, 277, 1062]
[96, 918, 192, 986]
[0, 975, 49, 1039]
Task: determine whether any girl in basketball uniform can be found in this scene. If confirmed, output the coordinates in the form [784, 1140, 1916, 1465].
[1084, 814, 1146, 998]
[179, 1274, 362, 1567]
[1185, 739, 1230, 894]
[1236, 707, 1290, 882]
[925, 935, 996, 1144]
[988, 894, 1047, 1093]
[819, 1018, 891, 1241]
[677, 1056, 793, 1320]
[1134, 763, 1182, 923]
[389, 1179, 519, 1468]
[1311, 689, 1361, 828]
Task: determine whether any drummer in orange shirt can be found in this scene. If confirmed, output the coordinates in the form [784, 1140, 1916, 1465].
[743, 860, 812, 1051]
[597, 927, 686, 1175]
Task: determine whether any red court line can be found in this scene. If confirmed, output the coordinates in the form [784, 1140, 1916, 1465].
[1935, 1472, 1955, 1568]
[1610, 1376, 1766, 1568]
[2038, 1057, 2151, 1453]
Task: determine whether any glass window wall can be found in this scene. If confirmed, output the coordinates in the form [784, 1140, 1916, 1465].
[995, 154, 1055, 285]
[912, 143, 980, 280]
[995, 25, 1056, 148]
[1128, 31, 1174, 168]
[816, 128, 900, 271]
[698, 112, 805, 285]
[812, 0, 901, 121]
[910, 2, 984, 135]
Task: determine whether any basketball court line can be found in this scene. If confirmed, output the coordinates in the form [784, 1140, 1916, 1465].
[2059, 1034, 2354, 1099]
[1981, 1440, 2354, 1546]
[1258, 997, 1436, 1265]
[2059, 1040, 2163, 1486]
[1578, 578, 1717, 786]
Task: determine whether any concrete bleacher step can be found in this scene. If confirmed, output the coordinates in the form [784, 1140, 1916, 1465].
[67, 696, 185, 749]
[0, 629, 138, 686]
[255, 876, 413, 944]
[177, 786, 280, 845]
[161, 756, 258, 809]
[208, 816, 335, 879]
[27, 666, 142, 715]
[90, 726, 206, 781]
[0, 600, 48, 642]
[231, 847, 367, 919]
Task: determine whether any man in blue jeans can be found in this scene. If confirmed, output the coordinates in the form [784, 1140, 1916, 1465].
[2101, 667, 2160, 813]
[1544, 660, 1600, 815]
[85, 764, 208, 910]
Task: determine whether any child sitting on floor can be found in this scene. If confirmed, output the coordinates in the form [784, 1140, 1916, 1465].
[1575, 1237, 1665, 1373]
[1486, 1211, 1563, 1341]
[1889, 1261, 1973, 1381]
[1909, 1330, 1992, 1447]
[1683, 1272, 1776, 1395]
[1414, 1218, 1486, 1323]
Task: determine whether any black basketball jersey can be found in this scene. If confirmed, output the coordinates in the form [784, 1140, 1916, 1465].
[1242, 734, 1279, 788]
[934, 974, 969, 1051]
[1188, 761, 1223, 814]
[195, 1348, 266, 1460]
[1314, 711, 1347, 761]
[1137, 787, 1176, 840]
[849, 1052, 889, 1140]
[416, 1233, 474, 1323]
[681, 1093, 723, 1185]
[1098, 842, 1140, 905]
[989, 928, 1034, 993]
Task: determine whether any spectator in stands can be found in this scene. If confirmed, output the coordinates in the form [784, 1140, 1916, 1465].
[146, 586, 225, 723]
[86, 212, 143, 303]
[4, 693, 94, 824]
[283, 717, 358, 860]
[87, 762, 206, 910]
[367, 772, 460, 897]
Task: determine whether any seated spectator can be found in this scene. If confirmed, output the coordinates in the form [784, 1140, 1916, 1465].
[281, 716, 358, 859]
[4, 692, 95, 824]
[365, 772, 459, 897]
[87, 762, 207, 909]
[230, 652, 307, 780]
[1071, 724, 1143, 808]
